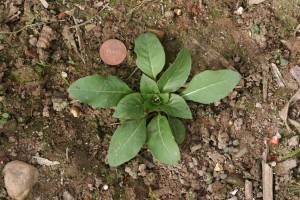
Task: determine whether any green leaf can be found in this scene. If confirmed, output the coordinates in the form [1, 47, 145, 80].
[0, 119, 7, 124]
[108, 118, 146, 167]
[140, 74, 160, 94]
[158, 93, 170, 104]
[181, 70, 240, 104]
[113, 93, 145, 119]
[134, 32, 165, 79]
[147, 114, 180, 165]
[158, 48, 191, 92]
[68, 75, 132, 108]
[168, 116, 186, 144]
[1, 113, 9, 119]
[160, 94, 192, 119]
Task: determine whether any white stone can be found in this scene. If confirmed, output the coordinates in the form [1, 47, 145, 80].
[103, 184, 109, 190]
[249, 0, 266, 5]
[234, 7, 244, 15]
[288, 136, 299, 147]
[3, 160, 39, 200]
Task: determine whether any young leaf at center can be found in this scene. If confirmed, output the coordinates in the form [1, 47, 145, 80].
[147, 114, 180, 165]
[113, 93, 145, 119]
[134, 32, 165, 79]
[160, 94, 192, 119]
[108, 118, 146, 167]
[140, 74, 160, 94]
[68, 75, 132, 108]
[180, 70, 240, 104]
[158, 48, 191, 93]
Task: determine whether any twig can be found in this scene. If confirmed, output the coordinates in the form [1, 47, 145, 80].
[125, 0, 159, 22]
[0, 16, 36, 34]
[0, 17, 65, 35]
[72, 16, 86, 64]
[127, 67, 139, 79]
[69, 5, 108, 29]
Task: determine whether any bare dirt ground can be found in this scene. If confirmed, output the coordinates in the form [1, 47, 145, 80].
[0, 0, 300, 199]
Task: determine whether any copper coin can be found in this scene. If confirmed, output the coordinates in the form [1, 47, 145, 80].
[99, 39, 127, 65]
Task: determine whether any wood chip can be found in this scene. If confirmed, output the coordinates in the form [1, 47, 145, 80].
[39, 0, 49, 8]
[262, 162, 273, 200]
[245, 180, 253, 200]
[262, 140, 273, 200]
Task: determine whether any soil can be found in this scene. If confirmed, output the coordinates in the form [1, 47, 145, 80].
[0, 0, 300, 199]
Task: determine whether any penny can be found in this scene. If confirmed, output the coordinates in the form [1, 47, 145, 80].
[99, 39, 127, 65]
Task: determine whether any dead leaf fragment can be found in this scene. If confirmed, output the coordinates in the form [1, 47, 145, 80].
[279, 90, 300, 131]
[62, 26, 78, 53]
[36, 26, 56, 49]
[270, 63, 285, 87]
[290, 65, 300, 84]
[281, 39, 300, 54]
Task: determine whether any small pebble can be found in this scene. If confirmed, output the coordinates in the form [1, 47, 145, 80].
[220, 173, 227, 180]
[164, 10, 174, 18]
[70, 107, 79, 118]
[255, 102, 262, 108]
[174, 8, 182, 15]
[288, 135, 299, 147]
[8, 136, 16, 143]
[234, 7, 243, 15]
[232, 140, 239, 146]
[230, 189, 238, 195]
[103, 184, 109, 191]
[233, 56, 240, 63]
[61, 72, 68, 78]
[3, 160, 39, 200]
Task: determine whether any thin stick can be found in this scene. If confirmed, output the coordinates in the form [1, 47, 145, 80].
[0, 17, 36, 34]
[69, 6, 108, 29]
[0, 17, 65, 34]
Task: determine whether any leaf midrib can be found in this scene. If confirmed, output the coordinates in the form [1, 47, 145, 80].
[161, 53, 185, 91]
[181, 79, 231, 97]
[117, 120, 144, 152]
[146, 40, 155, 78]
[69, 89, 129, 94]
[157, 117, 173, 161]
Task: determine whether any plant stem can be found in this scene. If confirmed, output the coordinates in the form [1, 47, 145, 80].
[280, 147, 300, 161]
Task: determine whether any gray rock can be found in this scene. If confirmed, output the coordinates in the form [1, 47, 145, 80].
[275, 159, 297, 175]
[224, 173, 245, 187]
[288, 136, 299, 147]
[3, 160, 39, 200]
[218, 132, 229, 149]
[63, 191, 75, 200]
